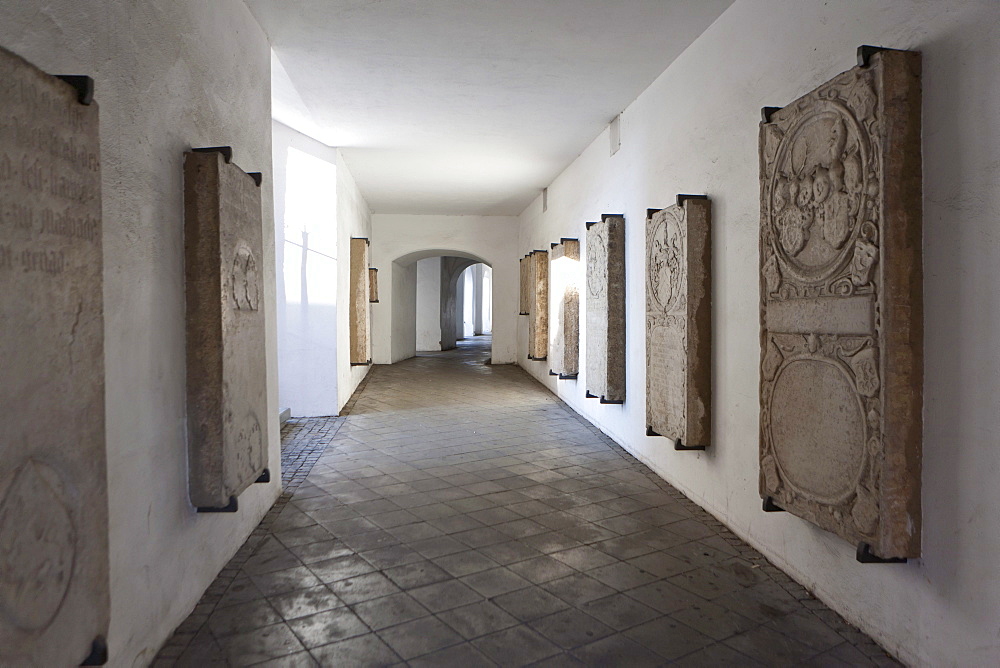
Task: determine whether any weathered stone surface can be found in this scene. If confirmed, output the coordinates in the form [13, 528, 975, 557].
[527, 250, 549, 360]
[349, 237, 371, 364]
[185, 149, 267, 509]
[0, 46, 109, 665]
[759, 49, 922, 559]
[518, 255, 530, 315]
[586, 215, 626, 403]
[646, 198, 712, 447]
[368, 267, 379, 303]
[550, 238, 580, 378]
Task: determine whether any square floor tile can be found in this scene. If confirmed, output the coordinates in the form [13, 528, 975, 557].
[472, 625, 561, 667]
[377, 615, 464, 660]
[529, 608, 615, 649]
[352, 592, 431, 630]
[438, 600, 520, 640]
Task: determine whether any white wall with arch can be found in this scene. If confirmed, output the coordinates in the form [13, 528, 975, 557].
[370, 214, 519, 365]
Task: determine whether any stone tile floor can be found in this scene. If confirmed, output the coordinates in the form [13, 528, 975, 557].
[154, 336, 901, 667]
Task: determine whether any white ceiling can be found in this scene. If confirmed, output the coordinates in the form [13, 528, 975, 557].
[247, 0, 733, 215]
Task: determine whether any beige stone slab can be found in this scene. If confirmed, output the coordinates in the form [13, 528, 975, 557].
[519, 255, 530, 315]
[646, 198, 712, 447]
[550, 239, 580, 377]
[0, 46, 109, 665]
[369, 267, 379, 303]
[585, 215, 626, 403]
[350, 237, 371, 364]
[759, 48, 922, 559]
[527, 250, 549, 360]
[185, 149, 267, 509]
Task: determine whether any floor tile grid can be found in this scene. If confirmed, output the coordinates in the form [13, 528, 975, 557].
[154, 338, 901, 667]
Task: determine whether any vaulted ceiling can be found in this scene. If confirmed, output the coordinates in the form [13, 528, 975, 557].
[247, 0, 733, 215]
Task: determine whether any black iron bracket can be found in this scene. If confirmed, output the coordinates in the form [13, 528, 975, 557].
[646, 208, 662, 220]
[586, 391, 597, 399]
[601, 213, 624, 222]
[674, 438, 706, 452]
[558, 373, 577, 380]
[762, 497, 785, 512]
[646, 426, 661, 437]
[550, 242, 559, 249]
[248, 172, 263, 187]
[549, 370, 558, 376]
[761, 106, 781, 123]
[857, 543, 907, 564]
[197, 496, 238, 513]
[519, 311, 528, 316]
[676, 193, 708, 207]
[857, 45, 899, 68]
[560, 237, 578, 244]
[192, 146, 233, 163]
[55, 75, 94, 106]
[599, 397, 624, 405]
[585, 221, 598, 230]
[80, 636, 107, 665]
[255, 468, 271, 484]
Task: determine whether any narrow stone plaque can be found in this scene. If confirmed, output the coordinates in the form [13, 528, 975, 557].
[350, 237, 371, 364]
[527, 250, 549, 360]
[759, 48, 922, 559]
[586, 215, 626, 403]
[646, 197, 712, 448]
[550, 239, 580, 378]
[518, 255, 530, 315]
[0, 47, 109, 665]
[185, 149, 267, 510]
[368, 267, 379, 303]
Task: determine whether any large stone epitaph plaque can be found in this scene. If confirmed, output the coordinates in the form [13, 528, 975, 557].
[0, 47, 109, 664]
[586, 215, 626, 403]
[527, 250, 549, 360]
[350, 238, 371, 364]
[185, 150, 267, 509]
[519, 255, 530, 315]
[759, 49, 922, 559]
[646, 198, 712, 448]
[550, 239, 580, 378]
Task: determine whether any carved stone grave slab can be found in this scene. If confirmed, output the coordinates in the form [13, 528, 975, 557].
[519, 255, 530, 315]
[349, 237, 371, 364]
[550, 238, 580, 378]
[0, 46, 109, 665]
[527, 250, 549, 360]
[646, 197, 712, 448]
[759, 48, 922, 559]
[586, 215, 626, 403]
[185, 149, 267, 510]
[369, 267, 379, 303]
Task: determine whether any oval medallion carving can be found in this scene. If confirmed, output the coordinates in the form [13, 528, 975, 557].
[647, 208, 685, 314]
[769, 359, 866, 503]
[0, 461, 76, 631]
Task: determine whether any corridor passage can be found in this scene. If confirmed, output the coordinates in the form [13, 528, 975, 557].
[157, 337, 899, 667]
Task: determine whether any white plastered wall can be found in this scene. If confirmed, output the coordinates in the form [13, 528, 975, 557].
[336, 153, 373, 409]
[0, 1, 280, 664]
[370, 214, 519, 365]
[416, 257, 443, 350]
[517, 1, 1000, 666]
[272, 121, 340, 417]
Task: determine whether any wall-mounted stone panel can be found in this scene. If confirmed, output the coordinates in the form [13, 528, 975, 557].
[586, 215, 626, 403]
[527, 250, 549, 360]
[519, 255, 530, 315]
[646, 198, 712, 448]
[350, 237, 371, 364]
[0, 46, 110, 666]
[368, 267, 379, 303]
[759, 48, 922, 559]
[550, 239, 580, 378]
[185, 149, 267, 510]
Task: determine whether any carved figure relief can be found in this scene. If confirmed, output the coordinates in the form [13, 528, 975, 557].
[185, 148, 268, 509]
[646, 198, 711, 448]
[549, 239, 580, 378]
[585, 215, 626, 403]
[759, 48, 922, 560]
[0, 46, 109, 664]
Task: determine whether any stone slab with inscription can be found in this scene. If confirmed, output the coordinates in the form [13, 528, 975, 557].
[0, 46, 109, 665]
[646, 198, 712, 448]
[368, 267, 379, 303]
[350, 237, 371, 364]
[519, 255, 530, 315]
[586, 215, 626, 403]
[527, 250, 549, 360]
[550, 239, 580, 378]
[185, 149, 267, 509]
[759, 48, 922, 559]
